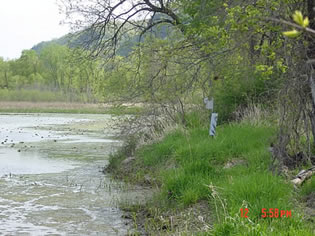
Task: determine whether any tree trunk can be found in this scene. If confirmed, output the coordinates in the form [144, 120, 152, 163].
[4, 71, 8, 88]
[307, 0, 315, 146]
[307, 0, 315, 28]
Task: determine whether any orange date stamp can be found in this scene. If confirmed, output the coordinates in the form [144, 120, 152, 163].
[240, 208, 292, 218]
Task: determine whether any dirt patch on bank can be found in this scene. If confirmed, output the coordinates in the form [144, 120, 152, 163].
[121, 200, 213, 235]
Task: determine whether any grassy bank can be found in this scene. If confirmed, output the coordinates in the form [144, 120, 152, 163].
[0, 101, 143, 115]
[107, 118, 314, 235]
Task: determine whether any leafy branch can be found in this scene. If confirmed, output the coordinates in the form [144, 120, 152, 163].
[265, 11, 315, 37]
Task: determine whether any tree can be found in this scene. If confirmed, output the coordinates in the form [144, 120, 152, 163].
[0, 58, 11, 89]
[306, 0, 315, 147]
[15, 50, 41, 85]
[39, 44, 70, 89]
[265, 5, 315, 158]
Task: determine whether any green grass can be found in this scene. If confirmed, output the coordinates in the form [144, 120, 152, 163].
[135, 123, 276, 204]
[300, 177, 315, 197]
[108, 119, 314, 235]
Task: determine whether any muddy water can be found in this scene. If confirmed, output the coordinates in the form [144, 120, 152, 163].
[0, 114, 146, 235]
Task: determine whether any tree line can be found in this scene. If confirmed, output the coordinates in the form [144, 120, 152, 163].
[0, 45, 108, 102]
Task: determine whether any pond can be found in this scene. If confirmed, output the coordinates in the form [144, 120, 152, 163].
[0, 113, 146, 235]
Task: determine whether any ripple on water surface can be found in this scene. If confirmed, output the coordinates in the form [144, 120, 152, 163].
[0, 114, 140, 235]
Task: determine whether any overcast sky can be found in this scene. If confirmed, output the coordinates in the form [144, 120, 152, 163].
[0, 0, 69, 60]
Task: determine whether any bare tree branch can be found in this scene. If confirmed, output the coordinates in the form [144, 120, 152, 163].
[59, 0, 184, 57]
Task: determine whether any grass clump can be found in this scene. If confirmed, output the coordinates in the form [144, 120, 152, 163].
[300, 177, 315, 197]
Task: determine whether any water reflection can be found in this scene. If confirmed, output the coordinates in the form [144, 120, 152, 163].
[0, 148, 76, 176]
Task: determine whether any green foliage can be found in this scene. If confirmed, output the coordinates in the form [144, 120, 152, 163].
[0, 45, 105, 103]
[283, 10, 310, 37]
[300, 177, 315, 197]
[212, 69, 279, 122]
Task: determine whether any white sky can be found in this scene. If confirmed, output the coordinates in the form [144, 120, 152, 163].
[0, 0, 69, 60]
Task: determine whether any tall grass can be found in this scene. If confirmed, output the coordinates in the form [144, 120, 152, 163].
[234, 103, 278, 127]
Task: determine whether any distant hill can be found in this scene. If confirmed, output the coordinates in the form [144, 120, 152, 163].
[31, 34, 73, 53]
[32, 15, 174, 56]
[32, 30, 143, 56]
